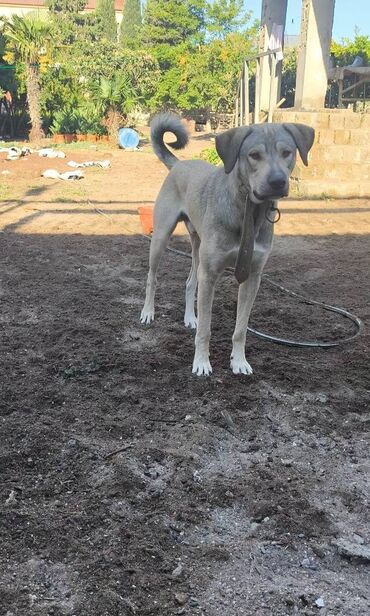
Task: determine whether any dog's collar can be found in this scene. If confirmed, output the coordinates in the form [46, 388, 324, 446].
[265, 201, 281, 223]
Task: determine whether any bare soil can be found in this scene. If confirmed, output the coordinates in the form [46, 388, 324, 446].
[0, 135, 369, 616]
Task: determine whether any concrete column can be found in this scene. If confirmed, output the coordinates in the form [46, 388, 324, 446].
[295, 0, 336, 110]
[259, 0, 288, 112]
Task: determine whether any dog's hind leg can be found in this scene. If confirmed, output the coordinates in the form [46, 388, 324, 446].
[184, 222, 200, 329]
[140, 201, 179, 325]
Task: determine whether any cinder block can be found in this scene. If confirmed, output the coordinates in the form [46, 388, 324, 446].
[362, 146, 370, 163]
[317, 129, 335, 145]
[343, 114, 362, 129]
[349, 129, 370, 145]
[273, 110, 297, 123]
[293, 111, 317, 126]
[294, 160, 366, 181]
[361, 114, 370, 128]
[315, 112, 331, 128]
[328, 114, 346, 129]
[334, 130, 351, 145]
[291, 178, 370, 198]
[315, 144, 364, 163]
[292, 163, 320, 180]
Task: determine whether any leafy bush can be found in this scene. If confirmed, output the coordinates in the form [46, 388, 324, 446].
[50, 109, 77, 134]
[49, 104, 107, 135]
[197, 146, 220, 165]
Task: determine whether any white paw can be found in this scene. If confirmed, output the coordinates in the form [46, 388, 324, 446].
[140, 308, 154, 324]
[184, 314, 197, 329]
[192, 357, 212, 376]
[230, 356, 253, 375]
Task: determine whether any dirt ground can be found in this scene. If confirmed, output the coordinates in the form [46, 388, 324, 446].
[0, 134, 369, 616]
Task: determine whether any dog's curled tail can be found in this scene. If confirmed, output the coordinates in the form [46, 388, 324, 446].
[150, 113, 189, 170]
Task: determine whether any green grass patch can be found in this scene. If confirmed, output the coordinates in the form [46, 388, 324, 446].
[195, 147, 221, 166]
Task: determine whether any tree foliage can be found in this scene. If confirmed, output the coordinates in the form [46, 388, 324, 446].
[96, 0, 117, 42]
[4, 13, 52, 139]
[5, 0, 368, 140]
[206, 0, 252, 40]
[141, 0, 206, 46]
[331, 34, 370, 66]
[149, 27, 258, 111]
[119, 0, 142, 49]
[47, 0, 86, 13]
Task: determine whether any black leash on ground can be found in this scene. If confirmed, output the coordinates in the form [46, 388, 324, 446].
[141, 235, 364, 349]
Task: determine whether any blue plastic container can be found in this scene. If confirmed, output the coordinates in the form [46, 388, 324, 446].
[118, 127, 140, 150]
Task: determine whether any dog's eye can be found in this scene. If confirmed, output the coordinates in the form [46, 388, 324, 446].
[282, 150, 292, 158]
[249, 152, 261, 161]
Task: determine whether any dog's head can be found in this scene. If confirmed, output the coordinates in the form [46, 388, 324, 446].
[215, 123, 315, 203]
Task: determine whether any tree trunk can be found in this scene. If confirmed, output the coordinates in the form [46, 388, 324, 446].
[26, 62, 44, 142]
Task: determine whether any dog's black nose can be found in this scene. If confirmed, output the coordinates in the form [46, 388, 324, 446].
[268, 174, 286, 191]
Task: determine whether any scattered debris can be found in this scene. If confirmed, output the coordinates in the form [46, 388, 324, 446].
[174, 593, 188, 606]
[68, 159, 110, 169]
[121, 597, 138, 613]
[5, 489, 17, 506]
[221, 408, 238, 436]
[0, 146, 32, 160]
[315, 597, 325, 608]
[335, 539, 370, 562]
[192, 470, 202, 483]
[38, 148, 66, 159]
[300, 557, 318, 570]
[312, 544, 326, 559]
[171, 563, 184, 579]
[42, 168, 84, 181]
[104, 443, 133, 460]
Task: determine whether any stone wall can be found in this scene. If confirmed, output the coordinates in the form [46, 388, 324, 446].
[273, 109, 370, 198]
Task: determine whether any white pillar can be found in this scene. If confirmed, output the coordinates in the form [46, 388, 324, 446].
[295, 0, 336, 110]
[259, 0, 288, 112]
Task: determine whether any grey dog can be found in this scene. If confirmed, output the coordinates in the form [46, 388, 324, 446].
[141, 113, 314, 376]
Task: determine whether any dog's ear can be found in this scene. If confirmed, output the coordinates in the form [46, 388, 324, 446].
[216, 126, 253, 174]
[282, 123, 315, 166]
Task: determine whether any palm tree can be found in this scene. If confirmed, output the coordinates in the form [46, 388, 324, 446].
[4, 14, 52, 141]
[90, 76, 137, 139]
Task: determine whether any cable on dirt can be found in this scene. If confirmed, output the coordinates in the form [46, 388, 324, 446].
[142, 235, 364, 349]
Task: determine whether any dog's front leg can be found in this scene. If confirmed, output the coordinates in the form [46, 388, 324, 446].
[231, 218, 273, 375]
[192, 265, 218, 376]
[230, 273, 263, 375]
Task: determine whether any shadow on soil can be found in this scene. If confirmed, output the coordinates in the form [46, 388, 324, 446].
[0, 230, 369, 615]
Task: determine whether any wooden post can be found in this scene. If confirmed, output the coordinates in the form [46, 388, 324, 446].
[338, 78, 343, 108]
[240, 76, 244, 126]
[244, 61, 250, 125]
[235, 81, 240, 127]
[268, 53, 277, 122]
[254, 58, 261, 124]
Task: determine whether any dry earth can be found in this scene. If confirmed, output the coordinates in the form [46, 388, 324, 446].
[0, 133, 369, 616]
